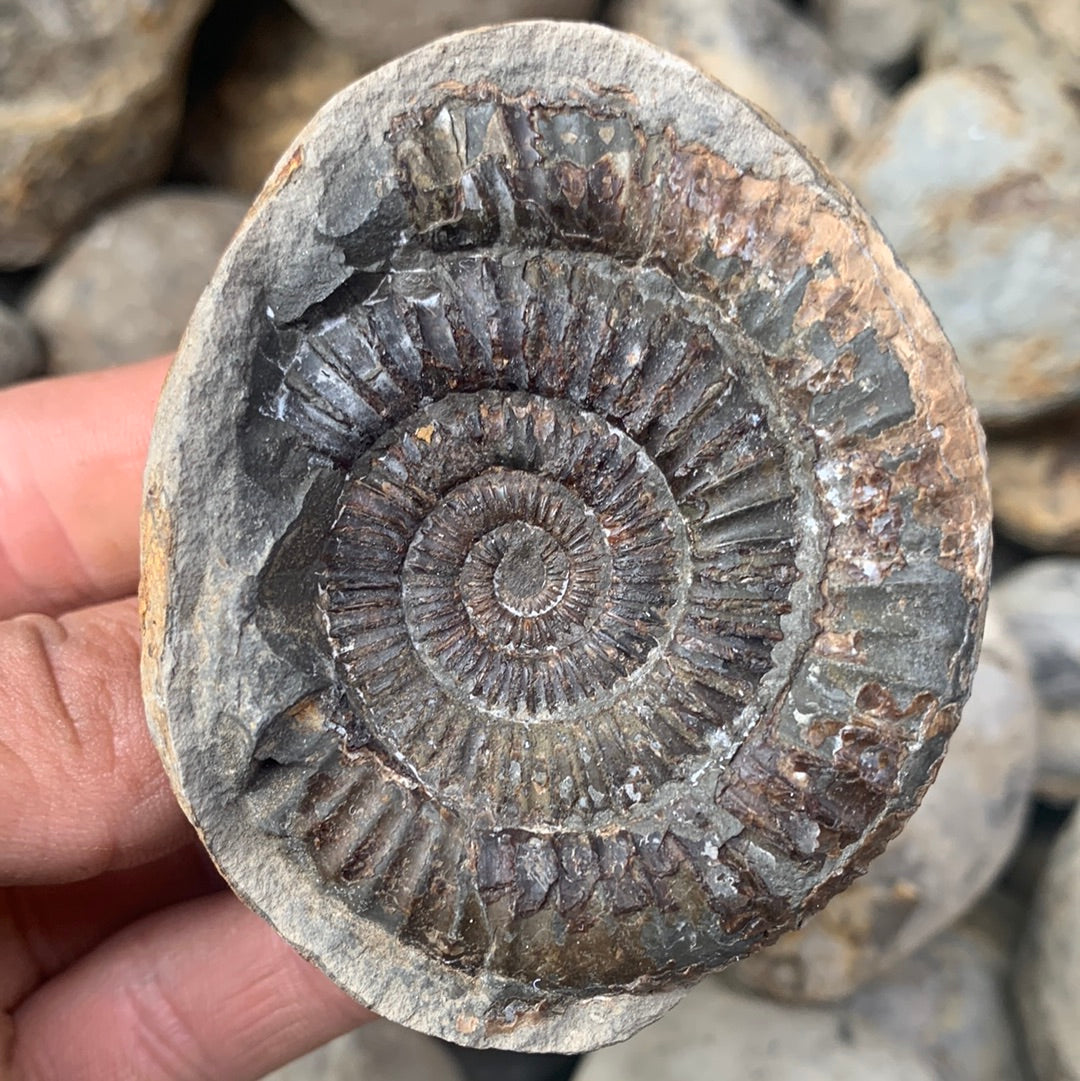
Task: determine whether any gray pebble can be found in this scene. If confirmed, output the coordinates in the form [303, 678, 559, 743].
[0, 300, 43, 387]
[995, 559, 1080, 804]
[24, 189, 247, 374]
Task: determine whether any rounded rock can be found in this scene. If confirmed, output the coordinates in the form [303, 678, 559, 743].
[611, 0, 885, 162]
[0, 300, 43, 388]
[844, 900, 1031, 1081]
[995, 559, 1080, 804]
[731, 602, 1037, 1000]
[989, 417, 1080, 554]
[0, 0, 212, 269]
[837, 61, 1080, 426]
[574, 979, 944, 1081]
[141, 22, 991, 1051]
[1016, 808, 1080, 1081]
[25, 189, 247, 375]
[812, 0, 933, 72]
[180, 3, 367, 195]
[286, 0, 596, 68]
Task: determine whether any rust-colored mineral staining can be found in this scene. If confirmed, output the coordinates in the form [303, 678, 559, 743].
[141, 23, 990, 1053]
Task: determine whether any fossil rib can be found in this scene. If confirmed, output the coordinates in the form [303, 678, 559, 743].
[140, 21, 992, 1053]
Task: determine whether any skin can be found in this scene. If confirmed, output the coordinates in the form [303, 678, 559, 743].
[0, 356, 371, 1081]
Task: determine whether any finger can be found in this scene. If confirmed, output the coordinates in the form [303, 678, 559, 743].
[0, 355, 170, 620]
[1, 842, 223, 1011]
[11, 892, 372, 1081]
[0, 597, 191, 886]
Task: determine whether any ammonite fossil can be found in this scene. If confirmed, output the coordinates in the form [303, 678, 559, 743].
[141, 22, 992, 1053]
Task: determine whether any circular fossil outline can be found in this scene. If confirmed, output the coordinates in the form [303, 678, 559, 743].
[141, 21, 992, 1054]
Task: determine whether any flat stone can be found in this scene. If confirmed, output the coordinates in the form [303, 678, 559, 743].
[995, 559, 1080, 803]
[844, 899, 1030, 1081]
[1016, 808, 1080, 1081]
[989, 415, 1080, 554]
[260, 1021, 466, 1081]
[286, 0, 597, 68]
[24, 189, 247, 375]
[612, 0, 885, 161]
[0, 300, 43, 388]
[180, 3, 367, 195]
[575, 979, 944, 1081]
[812, 0, 933, 72]
[0, 0, 212, 269]
[731, 602, 1037, 1000]
[837, 62, 1080, 426]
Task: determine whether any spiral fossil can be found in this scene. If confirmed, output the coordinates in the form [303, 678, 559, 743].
[141, 22, 992, 1052]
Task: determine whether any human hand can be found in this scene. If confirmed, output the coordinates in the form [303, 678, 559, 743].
[0, 357, 371, 1080]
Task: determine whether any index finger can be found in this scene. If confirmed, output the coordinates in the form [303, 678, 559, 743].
[0, 356, 170, 619]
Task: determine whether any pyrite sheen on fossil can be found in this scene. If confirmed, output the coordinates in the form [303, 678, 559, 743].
[140, 22, 992, 1053]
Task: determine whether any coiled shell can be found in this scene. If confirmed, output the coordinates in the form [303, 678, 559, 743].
[141, 22, 991, 1053]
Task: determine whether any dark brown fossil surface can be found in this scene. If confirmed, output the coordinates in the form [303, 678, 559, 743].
[141, 22, 992, 1052]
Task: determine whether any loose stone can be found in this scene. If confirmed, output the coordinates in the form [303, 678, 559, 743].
[0, 301, 43, 388]
[25, 190, 247, 375]
[995, 559, 1080, 804]
[0, 0, 212, 268]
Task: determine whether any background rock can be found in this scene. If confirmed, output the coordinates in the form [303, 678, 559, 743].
[286, 0, 598, 69]
[0, 0, 212, 269]
[995, 560, 1080, 803]
[1016, 808, 1080, 1081]
[0, 301, 43, 388]
[989, 416, 1080, 554]
[611, 0, 884, 161]
[573, 979, 943, 1081]
[260, 1021, 467, 1080]
[843, 899, 1032, 1081]
[180, 2, 366, 195]
[837, 60, 1080, 425]
[811, 0, 933, 72]
[731, 603, 1037, 1000]
[24, 189, 246, 375]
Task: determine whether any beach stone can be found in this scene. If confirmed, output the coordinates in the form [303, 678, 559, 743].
[731, 603, 1038, 1000]
[996, 560, 1080, 803]
[260, 1021, 467, 1081]
[844, 902, 1030, 1081]
[612, 0, 884, 162]
[574, 979, 943, 1081]
[837, 61, 1080, 426]
[24, 189, 246, 375]
[0, 0, 212, 269]
[181, 2, 366, 195]
[1016, 808, 1080, 1081]
[989, 417, 1080, 554]
[812, 0, 933, 71]
[0, 300, 42, 387]
[286, 0, 597, 69]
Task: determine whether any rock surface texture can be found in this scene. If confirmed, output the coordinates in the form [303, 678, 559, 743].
[0, 301, 43, 387]
[141, 22, 991, 1052]
[990, 417, 1080, 554]
[181, 2, 367, 195]
[574, 979, 945, 1081]
[996, 560, 1080, 804]
[845, 904, 1031, 1081]
[838, 4, 1080, 426]
[286, 0, 597, 68]
[0, 0, 211, 269]
[1017, 809, 1080, 1081]
[25, 189, 247, 375]
[259, 1021, 466, 1081]
[732, 603, 1036, 999]
[612, 0, 885, 161]
[812, 0, 933, 72]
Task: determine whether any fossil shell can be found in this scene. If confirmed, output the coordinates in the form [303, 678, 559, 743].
[140, 22, 992, 1053]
